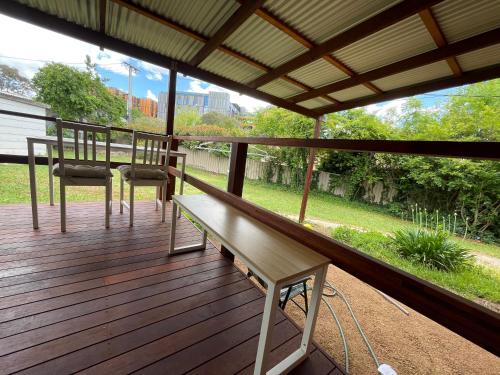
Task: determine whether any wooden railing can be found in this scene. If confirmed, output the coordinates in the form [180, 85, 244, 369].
[1, 109, 499, 356]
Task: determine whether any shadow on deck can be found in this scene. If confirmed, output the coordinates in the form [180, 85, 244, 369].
[0, 201, 343, 374]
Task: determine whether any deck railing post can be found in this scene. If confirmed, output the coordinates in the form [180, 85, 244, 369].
[221, 142, 248, 261]
[165, 67, 177, 201]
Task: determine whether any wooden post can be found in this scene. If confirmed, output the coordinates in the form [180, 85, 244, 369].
[221, 142, 248, 261]
[166, 67, 177, 200]
[299, 117, 322, 223]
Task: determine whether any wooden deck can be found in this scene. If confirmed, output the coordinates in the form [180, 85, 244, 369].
[0, 201, 343, 374]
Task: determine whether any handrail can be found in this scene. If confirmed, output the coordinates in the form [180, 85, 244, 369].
[2, 109, 499, 159]
[173, 135, 500, 160]
[168, 165, 500, 356]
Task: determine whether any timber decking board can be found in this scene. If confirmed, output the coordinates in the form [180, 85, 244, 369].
[0, 201, 343, 374]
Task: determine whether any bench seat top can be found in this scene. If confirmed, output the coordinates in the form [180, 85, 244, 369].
[173, 194, 330, 285]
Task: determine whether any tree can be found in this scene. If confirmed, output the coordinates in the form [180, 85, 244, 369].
[200, 111, 238, 128]
[31, 58, 126, 125]
[0, 64, 33, 96]
[252, 107, 315, 188]
[174, 107, 201, 127]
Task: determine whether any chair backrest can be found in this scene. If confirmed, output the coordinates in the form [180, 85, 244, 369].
[55, 118, 111, 176]
[130, 131, 172, 179]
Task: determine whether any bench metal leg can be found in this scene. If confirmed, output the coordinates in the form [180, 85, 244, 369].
[254, 265, 328, 375]
[169, 202, 207, 256]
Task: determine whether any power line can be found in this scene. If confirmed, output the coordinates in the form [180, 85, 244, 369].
[0, 55, 124, 66]
[419, 93, 500, 99]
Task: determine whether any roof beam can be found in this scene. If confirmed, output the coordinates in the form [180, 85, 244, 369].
[0, 0, 318, 118]
[248, 0, 444, 89]
[110, 0, 337, 105]
[315, 64, 500, 115]
[288, 28, 500, 103]
[419, 8, 462, 76]
[250, 4, 382, 94]
[189, 0, 264, 66]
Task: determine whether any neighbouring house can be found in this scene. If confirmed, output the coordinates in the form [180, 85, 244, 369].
[0, 92, 50, 155]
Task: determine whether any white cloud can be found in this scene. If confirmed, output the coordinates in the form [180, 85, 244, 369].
[365, 98, 408, 118]
[0, 14, 168, 82]
[139, 61, 168, 81]
[188, 78, 269, 112]
[146, 89, 158, 101]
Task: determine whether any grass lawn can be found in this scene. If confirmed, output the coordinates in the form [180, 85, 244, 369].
[1, 163, 498, 259]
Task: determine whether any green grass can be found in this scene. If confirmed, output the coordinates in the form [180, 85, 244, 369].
[1, 163, 498, 260]
[331, 227, 500, 303]
[181, 167, 499, 259]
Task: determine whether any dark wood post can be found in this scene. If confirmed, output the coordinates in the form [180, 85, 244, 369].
[221, 142, 248, 260]
[166, 67, 177, 200]
[299, 116, 322, 223]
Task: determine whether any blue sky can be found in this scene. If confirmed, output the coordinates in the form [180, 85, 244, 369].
[0, 13, 458, 115]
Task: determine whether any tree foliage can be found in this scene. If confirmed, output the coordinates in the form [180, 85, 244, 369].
[315, 80, 500, 242]
[0, 64, 33, 96]
[31, 57, 126, 125]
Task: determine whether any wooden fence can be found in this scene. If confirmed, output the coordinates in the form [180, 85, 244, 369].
[178, 146, 397, 204]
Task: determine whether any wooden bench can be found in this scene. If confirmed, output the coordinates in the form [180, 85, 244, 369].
[169, 194, 330, 375]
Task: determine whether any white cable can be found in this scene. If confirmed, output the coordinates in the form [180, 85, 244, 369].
[321, 296, 350, 373]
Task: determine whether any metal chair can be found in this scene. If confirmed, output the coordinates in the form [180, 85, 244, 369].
[118, 131, 172, 227]
[53, 119, 113, 232]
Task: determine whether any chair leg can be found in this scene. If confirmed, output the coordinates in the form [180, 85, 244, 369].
[109, 179, 112, 214]
[155, 187, 159, 211]
[129, 182, 134, 227]
[120, 177, 124, 214]
[161, 181, 167, 222]
[60, 179, 66, 232]
[105, 179, 110, 229]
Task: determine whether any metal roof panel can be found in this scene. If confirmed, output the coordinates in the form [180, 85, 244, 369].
[136, 0, 239, 38]
[259, 79, 306, 98]
[332, 15, 436, 74]
[107, 2, 203, 62]
[287, 59, 348, 89]
[456, 44, 500, 72]
[372, 61, 451, 91]
[224, 14, 308, 68]
[198, 50, 264, 84]
[263, 0, 401, 44]
[297, 97, 332, 109]
[329, 85, 373, 102]
[432, 0, 500, 43]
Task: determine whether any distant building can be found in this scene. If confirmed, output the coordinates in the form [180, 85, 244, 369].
[0, 92, 51, 155]
[157, 91, 241, 118]
[107, 87, 158, 118]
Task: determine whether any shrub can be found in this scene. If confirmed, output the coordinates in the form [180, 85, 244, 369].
[392, 229, 471, 271]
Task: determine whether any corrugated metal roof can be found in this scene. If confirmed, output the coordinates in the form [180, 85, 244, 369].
[456, 44, 500, 72]
[264, 0, 401, 44]
[287, 59, 348, 89]
[8, 0, 500, 114]
[297, 97, 332, 109]
[107, 2, 203, 62]
[329, 85, 373, 102]
[432, 0, 500, 43]
[198, 50, 263, 84]
[372, 61, 451, 91]
[19, 0, 99, 30]
[333, 15, 436, 74]
[137, 0, 239, 38]
[259, 79, 305, 98]
[224, 14, 307, 68]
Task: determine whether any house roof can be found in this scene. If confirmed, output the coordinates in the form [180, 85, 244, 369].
[1, 0, 499, 118]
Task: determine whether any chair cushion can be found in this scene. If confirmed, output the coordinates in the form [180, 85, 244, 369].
[117, 165, 168, 180]
[53, 163, 112, 178]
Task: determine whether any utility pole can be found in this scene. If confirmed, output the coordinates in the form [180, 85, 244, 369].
[123, 62, 139, 124]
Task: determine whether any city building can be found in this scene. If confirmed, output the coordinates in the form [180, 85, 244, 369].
[107, 87, 158, 118]
[157, 90, 241, 119]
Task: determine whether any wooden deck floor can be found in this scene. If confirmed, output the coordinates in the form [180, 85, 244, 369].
[0, 201, 343, 374]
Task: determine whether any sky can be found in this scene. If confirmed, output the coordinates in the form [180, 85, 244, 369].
[0, 13, 456, 116]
